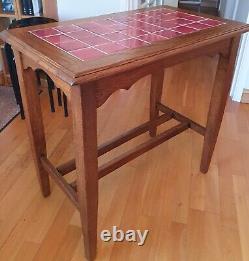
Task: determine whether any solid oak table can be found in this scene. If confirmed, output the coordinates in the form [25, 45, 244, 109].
[1, 6, 249, 260]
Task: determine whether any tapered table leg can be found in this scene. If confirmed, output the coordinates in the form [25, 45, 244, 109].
[71, 84, 98, 261]
[149, 67, 165, 137]
[200, 37, 241, 173]
[14, 51, 50, 197]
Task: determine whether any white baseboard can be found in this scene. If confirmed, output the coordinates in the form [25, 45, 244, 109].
[241, 89, 249, 104]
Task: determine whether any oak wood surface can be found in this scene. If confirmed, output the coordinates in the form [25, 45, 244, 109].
[158, 103, 206, 135]
[40, 156, 79, 209]
[14, 51, 50, 197]
[98, 122, 189, 178]
[71, 85, 99, 261]
[149, 67, 165, 136]
[57, 113, 172, 176]
[200, 36, 241, 173]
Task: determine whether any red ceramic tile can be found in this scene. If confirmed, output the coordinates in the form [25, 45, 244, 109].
[45, 34, 73, 44]
[104, 32, 130, 41]
[136, 24, 162, 33]
[126, 20, 145, 27]
[75, 22, 95, 29]
[201, 19, 223, 26]
[160, 12, 180, 21]
[32, 28, 59, 37]
[173, 13, 203, 21]
[137, 16, 161, 24]
[91, 26, 115, 35]
[137, 34, 165, 43]
[162, 12, 204, 22]
[77, 22, 114, 35]
[109, 16, 133, 23]
[30, 7, 225, 62]
[155, 29, 183, 39]
[129, 13, 148, 19]
[175, 18, 192, 25]
[158, 20, 184, 29]
[96, 42, 127, 54]
[55, 25, 82, 33]
[188, 22, 211, 30]
[79, 35, 111, 46]
[70, 47, 105, 61]
[144, 9, 172, 16]
[118, 38, 148, 48]
[67, 30, 96, 40]
[183, 14, 206, 22]
[94, 19, 117, 26]
[173, 26, 198, 34]
[108, 23, 129, 31]
[152, 13, 168, 19]
[55, 40, 89, 51]
[121, 28, 147, 37]
[172, 12, 192, 19]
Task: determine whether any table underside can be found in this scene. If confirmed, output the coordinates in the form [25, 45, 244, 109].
[26, 35, 235, 211]
[40, 102, 205, 210]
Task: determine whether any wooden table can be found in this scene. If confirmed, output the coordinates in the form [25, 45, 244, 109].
[1, 6, 249, 260]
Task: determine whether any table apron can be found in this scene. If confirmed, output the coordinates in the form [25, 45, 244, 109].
[15, 37, 231, 106]
[93, 38, 231, 108]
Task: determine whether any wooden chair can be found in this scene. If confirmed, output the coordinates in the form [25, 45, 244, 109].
[178, 0, 202, 12]
[4, 17, 68, 119]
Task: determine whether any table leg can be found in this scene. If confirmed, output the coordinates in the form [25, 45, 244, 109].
[71, 85, 98, 261]
[149, 67, 165, 137]
[14, 51, 50, 196]
[200, 37, 241, 173]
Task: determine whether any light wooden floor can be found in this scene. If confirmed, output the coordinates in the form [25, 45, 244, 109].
[1, 55, 249, 261]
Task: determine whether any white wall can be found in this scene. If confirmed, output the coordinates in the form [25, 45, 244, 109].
[135, 0, 178, 9]
[57, 0, 178, 21]
[224, 0, 249, 100]
[219, 0, 249, 22]
[163, 0, 178, 7]
[219, 0, 238, 19]
[57, 0, 127, 21]
[234, 0, 249, 22]
[230, 13, 249, 101]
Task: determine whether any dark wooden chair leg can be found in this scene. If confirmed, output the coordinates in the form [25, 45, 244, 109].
[200, 37, 241, 173]
[14, 51, 50, 197]
[19, 101, 25, 119]
[149, 67, 165, 137]
[46, 76, 55, 113]
[63, 92, 68, 117]
[36, 70, 42, 86]
[72, 85, 98, 261]
[57, 88, 62, 106]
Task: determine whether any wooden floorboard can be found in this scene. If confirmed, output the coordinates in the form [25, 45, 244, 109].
[1, 56, 249, 260]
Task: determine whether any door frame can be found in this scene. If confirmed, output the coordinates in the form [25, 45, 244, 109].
[230, 15, 249, 102]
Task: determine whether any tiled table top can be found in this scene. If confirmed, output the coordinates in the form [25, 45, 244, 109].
[30, 8, 224, 62]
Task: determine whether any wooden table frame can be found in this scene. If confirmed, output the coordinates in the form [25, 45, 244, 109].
[1, 6, 249, 261]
